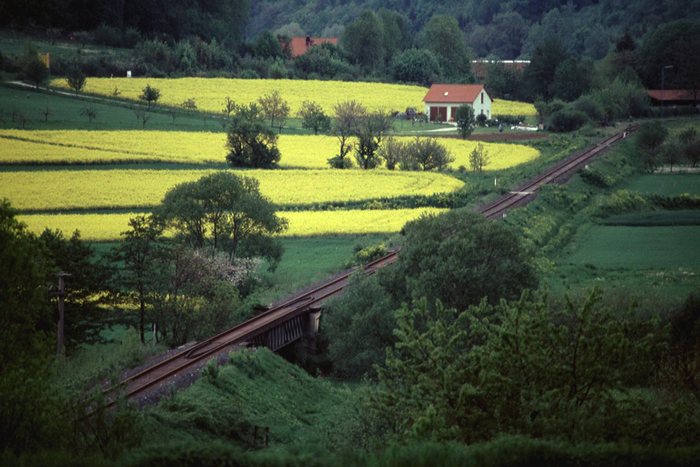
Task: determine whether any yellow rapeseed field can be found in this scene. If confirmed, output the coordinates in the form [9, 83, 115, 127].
[51, 78, 427, 114]
[434, 139, 540, 170]
[491, 99, 537, 117]
[0, 169, 464, 210]
[50, 77, 536, 116]
[18, 208, 447, 240]
[1, 130, 539, 170]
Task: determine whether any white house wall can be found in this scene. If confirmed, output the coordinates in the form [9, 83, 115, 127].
[424, 92, 492, 122]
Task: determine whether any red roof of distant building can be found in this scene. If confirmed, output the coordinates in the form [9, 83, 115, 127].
[288, 36, 338, 58]
[423, 84, 490, 103]
[647, 89, 697, 102]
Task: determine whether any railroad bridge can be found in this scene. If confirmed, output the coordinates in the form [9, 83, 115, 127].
[106, 125, 637, 406]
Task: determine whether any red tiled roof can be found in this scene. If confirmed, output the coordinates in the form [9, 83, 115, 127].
[647, 89, 697, 101]
[288, 36, 338, 58]
[423, 84, 489, 104]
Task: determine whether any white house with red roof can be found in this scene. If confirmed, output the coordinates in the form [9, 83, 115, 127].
[423, 84, 492, 122]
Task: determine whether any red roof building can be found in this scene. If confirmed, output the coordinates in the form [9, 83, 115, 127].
[647, 89, 698, 105]
[285, 36, 338, 58]
[423, 84, 493, 122]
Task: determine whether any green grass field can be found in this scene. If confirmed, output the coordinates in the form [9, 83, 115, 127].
[0, 84, 221, 131]
[258, 235, 385, 303]
[565, 225, 700, 269]
[603, 210, 700, 226]
[623, 174, 700, 196]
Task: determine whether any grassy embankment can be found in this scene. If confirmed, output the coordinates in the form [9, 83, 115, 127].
[505, 117, 700, 299]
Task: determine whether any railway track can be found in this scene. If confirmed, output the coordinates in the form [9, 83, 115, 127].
[103, 125, 636, 406]
[103, 251, 398, 406]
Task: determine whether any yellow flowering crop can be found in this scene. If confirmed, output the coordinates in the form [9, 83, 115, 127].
[0, 169, 464, 210]
[50, 77, 427, 114]
[1, 130, 538, 170]
[18, 208, 447, 240]
[491, 99, 537, 117]
[434, 139, 540, 170]
[50, 77, 536, 116]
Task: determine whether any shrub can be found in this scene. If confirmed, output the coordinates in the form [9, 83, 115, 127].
[547, 109, 588, 132]
[494, 114, 525, 125]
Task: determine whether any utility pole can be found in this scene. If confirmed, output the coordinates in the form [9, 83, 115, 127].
[56, 272, 71, 356]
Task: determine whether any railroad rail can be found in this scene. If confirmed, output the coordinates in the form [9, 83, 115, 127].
[103, 251, 397, 406]
[103, 125, 637, 406]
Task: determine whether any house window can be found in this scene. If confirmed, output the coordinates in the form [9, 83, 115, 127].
[481, 92, 484, 104]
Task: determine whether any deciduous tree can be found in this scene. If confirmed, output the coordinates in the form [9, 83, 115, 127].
[258, 90, 290, 132]
[226, 104, 280, 168]
[140, 84, 160, 108]
[65, 66, 86, 94]
[389, 210, 537, 310]
[112, 214, 165, 343]
[469, 143, 490, 173]
[455, 105, 475, 139]
[330, 100, 366, 168]
[298, 100, 330, 135]
[158, 172, 286, 264]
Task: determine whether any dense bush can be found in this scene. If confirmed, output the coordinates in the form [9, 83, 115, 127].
[389, 209, 538, 310]
[547, 108, 589, 132]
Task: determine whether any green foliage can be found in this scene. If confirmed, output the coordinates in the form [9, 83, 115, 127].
[400, 137, 454, 171]
[39, 228, 113, 351]
[358, 437, 700, 467]
[374, 290, 682, 444]
[258, 90, 290, 131]
[419, 15, 472, 81]
[65, 66, 87, 94]
[332, 100, 367, 169]
[139, 84, 161, 108]
[665, 291, 700, 403]
[158, 171, 286, 261]
[454, 105, 474, 139]
[342, 10, 385, 71]
[639, 20, 700, 90]
[391, 48, 442, 86]
[551, 58, 593, 102]
[524, 38, 567, 100]
[298, 100, 330, 135]
[593, 189, 651, 217]
[468, 142, 489, 173]
[547, 108, 588, 132]
[324, 274, 395, 379]
[293, 44, 356, 80]
[254, 31, 285, 59]
[0, 199, 51, 372]
[21, 46, 48, 89]
[112, 214, 165, 343]
[354, 112, 393, 170]
[226, 104, 281, 168]
[636, 122, 669, 172]
[391, 210, 537, 310]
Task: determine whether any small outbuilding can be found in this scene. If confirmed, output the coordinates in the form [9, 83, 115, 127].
[647, 89, 698, 106]
[423, 84, 492, 122]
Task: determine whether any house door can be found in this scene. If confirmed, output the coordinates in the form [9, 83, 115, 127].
[430, 106, 447, 122]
